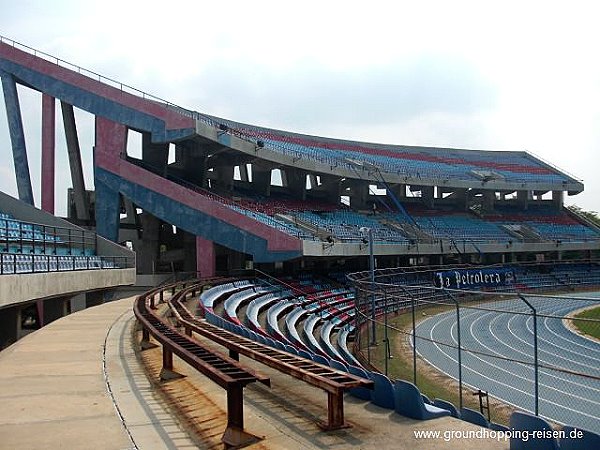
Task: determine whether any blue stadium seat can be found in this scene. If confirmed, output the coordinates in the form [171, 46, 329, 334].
[559, 425, 600, 450]
[394, 380, 451, 420]
[347, 365, 373, 401]
[312, 354, 330, 366]
[509, 411, 559, 450]
[460, 407, 489, 428]
[432, 398, 460, 418]
[369, 372, 395, 409]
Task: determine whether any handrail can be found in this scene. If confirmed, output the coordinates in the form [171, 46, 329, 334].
[167, 281, 374, 430]
[133, 280, 270, 447]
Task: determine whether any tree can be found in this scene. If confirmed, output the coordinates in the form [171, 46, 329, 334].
[567, 205, 600, 227]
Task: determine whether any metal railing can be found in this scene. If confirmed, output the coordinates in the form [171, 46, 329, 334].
[0, 253, 134, 275]
[0, 217, 97, 256]
[349, 262, 600, 430]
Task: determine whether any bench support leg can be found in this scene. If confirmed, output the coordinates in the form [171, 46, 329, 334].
[229, 349, 239, 361]
[222, 384, 261, 448]
[140, 328, 157, 350]
[160, 347, 184, 381]
[321, 390, 350, 430]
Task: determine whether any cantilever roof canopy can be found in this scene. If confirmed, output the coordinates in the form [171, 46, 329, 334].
[194, 114, 583, 194]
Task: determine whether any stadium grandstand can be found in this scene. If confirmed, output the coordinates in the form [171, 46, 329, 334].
[1, 35, 599, 449]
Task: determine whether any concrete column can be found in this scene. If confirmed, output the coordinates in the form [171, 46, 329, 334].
[215, 164, 234, 191]
[422, 186, 435, 208]
[94, 177, 121, 243]
[0, 306, 21, 349]
[252, 166, 272, 196]
[86, 291, 104, 308]
[44, 296, 69, 325]
[142, 132, 169, 172]
[552, 191, 564, 211]
[61, 102, 90, 220]
[482, 191, 495, 213]
[349, 181, 369, 209]
[196, 236, 215, 278]
[517, 190, 529, 210]
[177, 141, 208, 187]
[314, 174, 341, 203]
[137, 214, 161, 274]
[285, 168, 307, 200]
[1, 70, 34, 205]
[41, 94, 55, 213]
[94, 117, 128, 242]
[36, 300, 45, 327]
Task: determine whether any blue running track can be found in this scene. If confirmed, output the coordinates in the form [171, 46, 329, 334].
[414, 292, 600, 433]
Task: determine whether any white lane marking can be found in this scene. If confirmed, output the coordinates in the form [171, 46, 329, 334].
[416, 308, 600, 420]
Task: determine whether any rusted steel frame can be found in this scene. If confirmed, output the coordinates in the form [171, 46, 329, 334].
[178, 315, 369, 389]
[165, 283, 375, 430]
[134, 297, 269, 388]
[326, 389, 347, 430]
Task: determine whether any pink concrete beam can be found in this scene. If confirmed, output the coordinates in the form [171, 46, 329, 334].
[41, 94, 55, 213]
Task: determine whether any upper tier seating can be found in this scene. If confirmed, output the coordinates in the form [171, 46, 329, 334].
[211, 117, 575, 186]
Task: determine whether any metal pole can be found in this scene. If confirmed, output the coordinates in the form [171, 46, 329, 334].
[384, 291, 389, 376]
[456, 301, 463, 410]
[411, 297, 417, 384]
[369, 228, 376, 345]
[446, 290, 463, 410]
[519, 294, 539, 416]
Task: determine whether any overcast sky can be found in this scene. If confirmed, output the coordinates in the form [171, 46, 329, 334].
[1, 0, 599, 215]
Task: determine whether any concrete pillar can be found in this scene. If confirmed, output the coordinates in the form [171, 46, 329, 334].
[215, 164, 234, 191]
[86, 291, 104, 308]
[44, 296, 69, 325]
[313, 174, 341, 204]
[1, 70, 34, 205]
[196, 236, 215, 278]
[552, 191, 564, 211]
[517, 190, 529, 210]
[349, 181, 369, 209]
[70, 293, 87, 313]
[137, 214, 161, 274]
[142, 132, 169, 172]
[252, 165, 272, 196]
[177, 142, 208, 187]
[61, 102, 90, 221]
[422, 186, 435, 208]
[94, 178, 121, 243]
[94, 117, 128, 243]
[0, 306, 21, 349]
[41, 94, 55, 214]
[482, 191, 495, 213]
[285, 168, 307, 200]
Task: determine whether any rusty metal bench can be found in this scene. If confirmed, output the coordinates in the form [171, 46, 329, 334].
[133, 283, 270, 448]
[167, 282, 374, 430]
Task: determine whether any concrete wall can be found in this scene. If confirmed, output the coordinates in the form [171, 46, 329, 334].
[0, 268, 135, 309]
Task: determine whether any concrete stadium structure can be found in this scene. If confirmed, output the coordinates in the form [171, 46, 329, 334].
[2, 35, 600, 448]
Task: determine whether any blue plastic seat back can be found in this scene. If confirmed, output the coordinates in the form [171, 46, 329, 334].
[312, 354, 329, 366]
[460, 407, 489, 428]
[509, 411, 559, 450]
[329, 359, 348, 372]
[432, 398, 460, 418]
[370, 372, 395, 409]
[559, 425, 600, 450]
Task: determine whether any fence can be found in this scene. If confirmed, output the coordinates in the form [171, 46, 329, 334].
[348, 262, 600, 431]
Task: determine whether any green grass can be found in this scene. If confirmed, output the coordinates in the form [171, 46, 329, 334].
[573, 306, 600, 340]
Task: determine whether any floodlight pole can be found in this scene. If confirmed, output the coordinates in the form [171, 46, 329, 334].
[367, 228, 376, 345]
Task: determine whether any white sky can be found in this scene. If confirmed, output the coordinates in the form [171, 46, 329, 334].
[1, 0, 599, 214]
